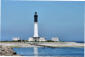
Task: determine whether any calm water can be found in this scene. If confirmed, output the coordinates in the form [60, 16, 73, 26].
[13, 47, 84, 56]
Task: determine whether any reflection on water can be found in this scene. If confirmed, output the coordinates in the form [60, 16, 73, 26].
[34, 46, 38, 56]
[13, 47, 84, 56]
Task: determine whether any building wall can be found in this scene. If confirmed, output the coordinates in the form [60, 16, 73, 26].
[28, 37, 46, 41]
[39, 37, 46, 41]
[52, 37, 59, 41]
[28, 37, 34, 41]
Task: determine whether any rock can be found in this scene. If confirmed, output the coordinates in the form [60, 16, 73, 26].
[0, 45, 20, 56]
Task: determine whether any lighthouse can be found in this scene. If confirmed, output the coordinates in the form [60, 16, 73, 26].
[28, 12, 46, 42]
[34, 12, 39, 37]
[33, 12, 39, 41]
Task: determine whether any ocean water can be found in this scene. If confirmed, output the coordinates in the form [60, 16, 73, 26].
[13, 47, 84, 56]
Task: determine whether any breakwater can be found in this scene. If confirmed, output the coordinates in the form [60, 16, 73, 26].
[0, 45, 20, 56]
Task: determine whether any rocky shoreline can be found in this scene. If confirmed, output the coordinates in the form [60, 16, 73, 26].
[0, 45, 20, 56]
[0, 42, 84, 56]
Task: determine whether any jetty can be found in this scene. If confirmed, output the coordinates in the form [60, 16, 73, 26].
[0, 41, 84, 48]
[0, 41, 84, 56]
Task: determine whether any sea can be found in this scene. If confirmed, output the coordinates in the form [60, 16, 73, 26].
[13, 47, 84, 57]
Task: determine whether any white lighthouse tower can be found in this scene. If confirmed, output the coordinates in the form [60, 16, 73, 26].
[33, 12, 40, 41]
[34, 12, 39, 37]
[28, 12, 46, 42]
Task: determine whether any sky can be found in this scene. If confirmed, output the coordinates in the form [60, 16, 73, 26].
[1, 0, 84, 41]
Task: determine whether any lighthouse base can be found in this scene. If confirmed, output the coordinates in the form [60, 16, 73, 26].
[28, 37, 46, 42]
[33, 37, 40, 42]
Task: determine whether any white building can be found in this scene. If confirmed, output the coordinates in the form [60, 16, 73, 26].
[28, 37, 34, 41]
[39, 37, 46, 41]
[51, 37, 59, 41]
[12, 37, 20, 41]
[28, 37, 46, 42]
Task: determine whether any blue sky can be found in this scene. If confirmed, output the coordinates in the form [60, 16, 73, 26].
[1, 0, 84, 41]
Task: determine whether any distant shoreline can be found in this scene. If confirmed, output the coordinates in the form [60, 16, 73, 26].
[0, 40, 84, 42]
